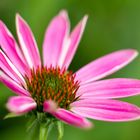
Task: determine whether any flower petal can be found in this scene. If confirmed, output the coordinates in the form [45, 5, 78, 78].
[77, 78, 140, 99]
[43, 10, 69, 68]
[61, 15, 88, 69]
[0, 71, 29, 96]
[43, 100, 57, 113]
[71, 99, 140, 122]
[16, 14, 41, 69]
[0, 50, 25, 85]
[7, 96, 36, 114]
[0, 20, 30, 76]
[75, 49, 138, 84]
[52, 108, 92, 128]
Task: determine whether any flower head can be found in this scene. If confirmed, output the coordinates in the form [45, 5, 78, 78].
[1, 10, 140, 129]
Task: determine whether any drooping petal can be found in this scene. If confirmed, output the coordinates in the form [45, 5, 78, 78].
[71, 99, 140, 122]
[0, 71, 29, 96]
[75, 49, 138, 84]
[7, 96, 36, 114]
[77, 78, 140, 99]
[52, 108, 92, 128]
[43, 10, 70, 67]
[61, 15, 88, 69]
[16, 14, 41, 69]
[0, 20, 30, 76]
[0, 50, 25, 85]
[43, 100, 57, 113]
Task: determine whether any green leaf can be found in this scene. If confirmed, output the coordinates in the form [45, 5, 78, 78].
[4, 113, 21, 119]
[26, 117, 38, 132]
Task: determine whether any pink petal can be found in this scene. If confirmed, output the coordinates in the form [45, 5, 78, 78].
[43, 10, 69, 68]
[75, 49, 138, 84]
[0, 20, 30, 76]
[71, 99, 140, 122]
[77, 78, 140, 99]
[0, 50, 25, 85]
[61, 15, 88, 69]
[16, 14, 41, 69]
[7, 96, 36, 114]
[52, 108, 92, 128]
[0, 71, 29, 96]
[43, 100, 57, 113]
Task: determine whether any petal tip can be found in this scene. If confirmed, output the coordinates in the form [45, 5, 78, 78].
[59, 9, 68, 18]
[83, 15, 88, 22]
[124, 49, 138, 55]
[81, 15, 88, 27]
[16, 13, 23, 27]
[16, 13, 21, 22]
[16, 13, 26, 26]
[82, 119, 93, 129]
[6, 96, 36, 115]
[132, 49, 139, 57]
[43, 100, 57, 113]
[76, 15, 88, 37]
[0, 20, 7, 30]
[124, 49, 139, 61]
[0, 20, 4, 26]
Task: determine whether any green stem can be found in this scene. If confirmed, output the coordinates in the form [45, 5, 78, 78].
[57, 121, 64, 140]
[39, 123, 48, 140]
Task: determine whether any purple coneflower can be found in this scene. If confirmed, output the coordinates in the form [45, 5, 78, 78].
[1, 10, 140, 132]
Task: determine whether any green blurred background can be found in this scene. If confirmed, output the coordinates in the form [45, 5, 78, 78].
[1, 0, 140, 140]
